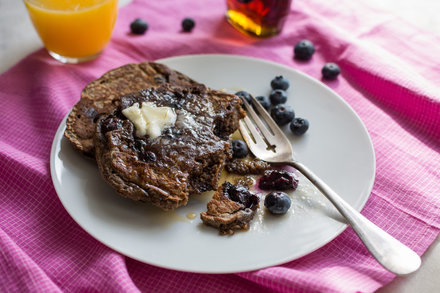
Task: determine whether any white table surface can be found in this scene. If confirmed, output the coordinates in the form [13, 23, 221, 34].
[1, 0, 439, 292]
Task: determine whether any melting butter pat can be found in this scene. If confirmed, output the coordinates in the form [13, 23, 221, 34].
[122, 102, 177, 138]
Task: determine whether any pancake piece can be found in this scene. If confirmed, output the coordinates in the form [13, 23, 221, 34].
[65, 62, 200, 158]
[94, 85, 245, 210]
[200, 182, 260, 235]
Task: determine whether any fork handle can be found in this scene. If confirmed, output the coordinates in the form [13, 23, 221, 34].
[288, 160, 421, 275]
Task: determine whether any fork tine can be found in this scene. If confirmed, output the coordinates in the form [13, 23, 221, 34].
[247, 95, 287, 139]
[241, 116, 268, 147]
[239, 120, 260, 156]
[240, 97, 275, 142]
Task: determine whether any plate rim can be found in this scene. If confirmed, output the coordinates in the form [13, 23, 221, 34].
[50, 53, 376, 273]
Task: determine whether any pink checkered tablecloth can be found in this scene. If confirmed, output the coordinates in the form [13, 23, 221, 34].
[1, 0, 440, 292]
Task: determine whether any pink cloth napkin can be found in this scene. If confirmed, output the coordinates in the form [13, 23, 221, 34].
[1, 0, 440, 292]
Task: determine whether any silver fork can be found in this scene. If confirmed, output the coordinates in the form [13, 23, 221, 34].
[239, 95, 421, 275]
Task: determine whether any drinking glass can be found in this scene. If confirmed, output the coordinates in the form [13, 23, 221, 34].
[24, 0, 118, 63]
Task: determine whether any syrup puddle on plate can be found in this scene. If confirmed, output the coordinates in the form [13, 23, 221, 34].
[186, 212, 197, 220]
[157, 130, 335, 232]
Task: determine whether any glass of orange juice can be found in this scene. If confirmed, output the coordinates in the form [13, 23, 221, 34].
[24, 0, 118, 63]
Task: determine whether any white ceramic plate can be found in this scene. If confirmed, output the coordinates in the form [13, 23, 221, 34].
[50, 54, 375, 273]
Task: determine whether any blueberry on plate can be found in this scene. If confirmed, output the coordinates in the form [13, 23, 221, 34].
[270, 75, 290, 91]
[259, 169, 299, 190]
[290, 117, 309, 135]
[322, 63, 341, 80]
[269, 89, 287, 105]
[235, 91, 252, 104]
[255, 96, 271, 110]
[264, 191, 291, 215]
[182, 17, 195, 32]
[270, 104, 295, 126]
[130, 18, 148, 35]
[231, 139, 249, 158]
[294, 40, 315, 60]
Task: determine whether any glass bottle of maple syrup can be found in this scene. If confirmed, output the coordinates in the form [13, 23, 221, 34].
[226, 0, 292, 38]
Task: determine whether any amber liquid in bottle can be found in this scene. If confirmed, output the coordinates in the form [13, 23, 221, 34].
[226, 0, 292, 37]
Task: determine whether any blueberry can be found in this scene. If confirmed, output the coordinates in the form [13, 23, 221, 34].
[270, 104, 295, 126]
[269, 89, 287, 105]
[290, 118, 309, 135]
[143, 151, 157, 162]
[235, 91, 252, 104]
[182, 17, 195, 32]
[101, 117, 123, 133]
[224, 182, 259, 209]
[264, 192, 291, 215]
[294, 40, 315, 60]
[270, 76, 290, 91]
[322, 63, 340, 80]
[255, 96, 271, 110]
[231, 140, 249, 158]
[130, 18, 148, 35]
[133, 140, 157, 162]
[134, 139, 147, 151]
[259, 170, 299, 190]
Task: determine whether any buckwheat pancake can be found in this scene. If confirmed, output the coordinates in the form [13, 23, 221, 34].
[94, 85, 245, 210]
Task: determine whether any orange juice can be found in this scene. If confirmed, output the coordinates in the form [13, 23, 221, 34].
[24, 0, 118, 62]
